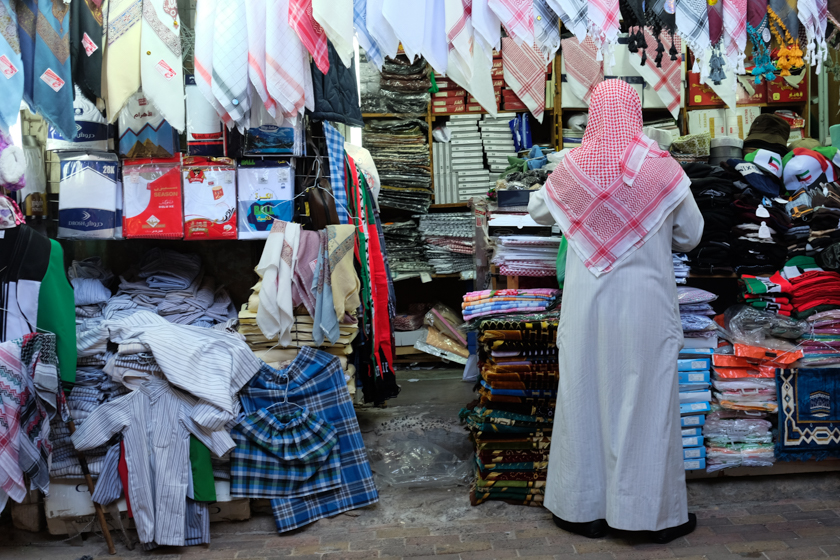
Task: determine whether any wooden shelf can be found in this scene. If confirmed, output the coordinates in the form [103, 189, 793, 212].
[687, 102, 807, 110]
[361, 113, 426, 118]
[430, 202, 469, 209]
[430, 108, 555, 117]
[687, 459, 840, 479]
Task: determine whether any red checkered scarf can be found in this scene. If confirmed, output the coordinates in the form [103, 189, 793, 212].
[289, 0, 330, 74]
[629, 28, 682, 119]
[543, 80, 691, 276]
[501, 37, 547, 123]
[587, 0, 620, 60]
[488, 0, 535, 45]
[560, 36, 602, 105]
[722, 0, 747, 73]
[446, 0, 474, 78]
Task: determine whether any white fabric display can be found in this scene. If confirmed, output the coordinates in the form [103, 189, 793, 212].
[256, 221, 301, 346]
[140, 0, 186, 132]
[472, 0, 503, 52]
[445, 0, 474, 82]
[266, 0, 312, 116]
[367, 0, 400, 59]
[245, 0, 275, 116]
[46, 86, 108, 152]
[185, 76, 226, 157]
[104, 0, 142, 122]
[193, 0, 231, 127]
[421, 0, 449, 74]
[383, 0, 426, 61]
[313, 0, 355, 67]
[57, 153, 120, 239]
[212, 0, 251, 131]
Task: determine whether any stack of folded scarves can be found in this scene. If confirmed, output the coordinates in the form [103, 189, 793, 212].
[363, 119, 431, 213]
[800, 310, 840, 366]
[418, 212, 475, 274]
[382, 221, 433, 277]
[492, 236, 563, 277]
[463, 315, 560, 506]
[461, 289, 560, 321]
[678, 287, 719, 347]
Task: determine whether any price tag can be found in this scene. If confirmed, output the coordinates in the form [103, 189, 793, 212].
[756, 205, 770, 218]
[40, 68, 65, 92]
[82, 32, 98, 56]
[0, 55, 18, 79]
[155, 60, 177, 80]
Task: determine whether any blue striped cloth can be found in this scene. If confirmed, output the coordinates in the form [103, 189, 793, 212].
[353, 0, 384, 68]
[239, 347, 378, 533]
[322, 122, 350, 224]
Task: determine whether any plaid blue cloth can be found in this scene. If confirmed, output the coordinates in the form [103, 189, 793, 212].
[323, 122, 350, 224]
[231, 405, 342, 499]
[240, 347, 378, 533]
[353, 0, 384, 68]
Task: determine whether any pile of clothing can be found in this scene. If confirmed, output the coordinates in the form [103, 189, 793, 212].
[462, 313, 561, 506]
[683, 163, 738, 275]
[800, 309, 840, 366]
[382, 220, 433, 278]
[363, 119, 431, 212]
[492, 235, 562, 277]
[728, 181, 789, 276]
[673, 253, 690, 284]
[418, 212, 475, 274]
[703, 410, 775, 472]
[379, 56, 431, 114]
[740, 256, 840, 319]
[462, 289, 560, 322]
[359, 50, 384, 113]
[679, 287, 719, 349]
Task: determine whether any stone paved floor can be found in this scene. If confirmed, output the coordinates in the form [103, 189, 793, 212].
[4, 488, 840, 560]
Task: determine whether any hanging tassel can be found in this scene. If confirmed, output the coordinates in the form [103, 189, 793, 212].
[655, 37, 665, 67]
[641, 48, 648, 65]
[638, 28, 648, 50]
[669, 32, 678, 61]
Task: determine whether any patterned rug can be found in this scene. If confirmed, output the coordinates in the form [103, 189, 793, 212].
[776, 368, 840, 460]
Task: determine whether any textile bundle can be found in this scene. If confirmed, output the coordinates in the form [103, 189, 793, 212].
[417, 212, 476, 274]
[461, 289, 560, 321]
[383, 221, 434, 278]
[492, 235, 563, 277]
[363, 119, 432, 213]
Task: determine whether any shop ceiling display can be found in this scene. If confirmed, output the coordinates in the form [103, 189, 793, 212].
[0, 0, 835, 139]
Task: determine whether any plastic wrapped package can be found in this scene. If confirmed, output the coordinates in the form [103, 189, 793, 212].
[185, 75, 226, 156]
[424, 303, 467, 347]
[706, 442, 776, 472]
[724, 305, 809, 346]
[118, 92, 180, 158]
[182, 157, 237, 240]
[57, 152, 120, 239]
[123, 157, 184, 239]
[46, 86, 109, 152]
[678, 286, 718, 305]
[381, 90, 430, 114]
[19, 137, 47, 217]
[414, 328, 468, 364]
[394, 304, 431, 331]
[244, 103, 304, 156]
[236, 159, 294, 240]
[370, 440, 471, 488]
[703, 417, 773, 443]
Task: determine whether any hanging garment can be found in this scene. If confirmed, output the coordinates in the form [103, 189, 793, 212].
[257, 221, 302, 347]
[799, 0, 827, 71]
[313, 0, 354, 67]
[0, 0, 23, 132]
[585, 0, 620, 61]
[546, 0, 587, 42]
[630, 29, 682, 119]
[323, 122, 350, 224]
[69, 0, 104, 103]
[532, 79, 704, 531]
[102, 0, 142, 123]
[266, 0, 312, 117]
[311, 230, 341, 346]
[770, 0, 799, 38]
[193, 0, 232, 128]
[747, 0, 768, 26]
[382, 0, 425, 61]
[501, 37, 546, 123]
[420, 0, 447, 74]
[533, 0, 560, 63]
[560, 36, 602, 106]
[366, 0, 399, 60]
[722, 0, 747, 74]
[676, 0, 711, 75]
[488, 0, 535, 45]
[140, 0, 185, 131]
[309, 44, 364, 126]
[245, 0, 275, 116]
[445, 0, 499, 116]
[212, 0, 250, 131]
[445, 0, 474, 83]
[291, 229, 321, 315]
[289, 0, 329, 75]
[16, 0, 75, 139]
[328, 224, 361, 323]
[354, 0, 384, 69]
[472, 0, 502, 52]
[708, 0, 724, 45]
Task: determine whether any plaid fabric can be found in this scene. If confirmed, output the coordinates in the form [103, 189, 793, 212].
[501, 37, 547, 123]
[676, 0, 710, 74]
[489, 0, 535, 45]
[559, 36, 602, 105]
[533, 0, 560, 62]
[630, 29, 682, 119]
[239, 347, 378, 533]
[586, 0, 620, 57]
[546, 0, 588, 41]
[289, 0, 330, 75]
[231, 405, 342, 499]
[353, 0, 384, 68]
[323, 122, 350, 224]
[722, 0, 747, 73]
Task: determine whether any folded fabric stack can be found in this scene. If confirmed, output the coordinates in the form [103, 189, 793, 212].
[492, 236, 563, 277]
[741, 256, 840, 319]
[418, 212, 475, 274]
[363, 119, 431, 213]
[801, 309, 840, 366]
[561, 127, 583, 148]
[359, 50, 384, 113]
[462, 289, 560, 321]
[683, 163, 738, 275]
[673, 254, 690, 284]
[382, 220, 433, 278]
[463, 314, 560, 506]
[678, 287, 719, 349]
[703, 410, 775, 472]
[670, 133, 710, 164]
[677, 351, 712, 471]
[379, 56, 431, 114]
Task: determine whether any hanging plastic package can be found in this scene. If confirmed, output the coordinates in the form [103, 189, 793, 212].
[117, 92, 180, 159]
[182, 157, 237, 240]
[185, 75, 227, 157]
[123, 157, 184, 239]
[45, 86, 109, 152]
[237, 159, 295, 240]
[243, 100, 304, 156]
[57, 152, 120, 239]
[19, 136, 48, 218]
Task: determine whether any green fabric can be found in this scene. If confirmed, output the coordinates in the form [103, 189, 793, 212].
[556, 236, 567, 290]
[499, 156, 528, 178]
[37, 240, 76, 384]
[428, 73, 439, 94]
[189, 436, 217, 502]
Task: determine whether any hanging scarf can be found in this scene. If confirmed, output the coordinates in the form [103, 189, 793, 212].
[16, 0, 75, 139]
[533, 0, 560, 63]
[70, 0, 104, 103]
[311, 229, 341, 346]
[769, 0, 799, 37]
[365, 0, 399, 60]
[560, 36, 602, 105]
[245, 0, 275, 116]
[799, 0, 828, 71]
[473, 0, 502, 52]
[723, 0, 747, 74]
[102, 0, 142, 122]
[267, 0, 312, 117]
[141, 0, 185, 131]
[446, 1, 499, 116]
[620, 0, 646, 54]
[708, 0, 724, 45]
[747, 0, 768, 26]
[631, 28, 682, 118]
[289, 0, 329, 75]
[676, 0, 711, 76]
[587, 0, 621, 63]
[323, 121, 350, 224]
[328, 223, 361, 325]
[193, 0, 232, 127]
[354, 0, 384, 69]
[546, 0, 588, 42]
[256, 220, 301, 346]
[382, 0, 424, 62]
[501, 37, 546, 123]
[446, 0, 474, 83]
[0, 0, 24, 131]
[542, 80, 690, 277]
[421, 0, 448, 74]
[313, 0, 354, 67]
[489, 0, 535, 45]
[212, 0, 250, 132]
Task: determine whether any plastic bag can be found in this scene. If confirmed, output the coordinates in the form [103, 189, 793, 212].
[420, 327, 469, 360]
[424, 303, 467, 346]
[706, 442, 775, 472]
[725, 305, 809, 346]
[371, 440, 472, 488]
[677, 286, 718, 305]
[381, 90, 430, 114]
[703, 417, 773, 443]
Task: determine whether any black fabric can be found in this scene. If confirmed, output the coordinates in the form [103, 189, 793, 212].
[651, 514, 697, 544]
[0, 225, 51, 340]
[743, 139, 791, 157]
[308, 42, 364, 127]
[70, 0, 104, 102]
[553, 516, 609, 539]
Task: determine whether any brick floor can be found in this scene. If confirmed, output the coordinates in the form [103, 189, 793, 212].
[3, 489, 840, 559]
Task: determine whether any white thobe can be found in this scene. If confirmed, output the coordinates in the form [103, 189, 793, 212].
[528, 187, 704, 531]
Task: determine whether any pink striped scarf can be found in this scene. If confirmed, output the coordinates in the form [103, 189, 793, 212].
[488, 0, 534, 45]
[289, 0, 329, 75]
[722, 0, 747, 73]
[501, 37, 547, 123]
[560, 36, 602, 105]
[629, 28, 682, 119]
[586, 0, 621, 62]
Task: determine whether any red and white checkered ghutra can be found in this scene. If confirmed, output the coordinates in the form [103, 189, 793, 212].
[543, 80, 691, 276]
[488, 0, 535, 45]
[629, 28, 683, 119]
[289, 0, 330, 75]
[501, 37, 547, 123]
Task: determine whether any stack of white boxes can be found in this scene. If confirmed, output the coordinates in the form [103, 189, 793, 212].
[678, 350, 713, 471]
[481, 116, 517, 175]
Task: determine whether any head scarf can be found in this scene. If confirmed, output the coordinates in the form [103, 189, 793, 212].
[488, 0, 535, 46]
[542, 80, 691, 276]
[533, 0, 560, 63]
[587, 0, 621, 62]
[630, 28, 682, 119]
[546, 0, 588, 42]
[70, 0, 104, 103]
[676, 0, 710, 76]
[723, 0, 747, 74]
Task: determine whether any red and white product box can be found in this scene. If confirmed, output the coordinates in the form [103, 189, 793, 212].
[123, 156, 184, 239]
[766, 73, 807, 104]
[433, 104, 464, 113]
[687, 72, 725, 106]
[182, 157, 237, 240]
[432, 97, 465, 107]
[433, 88, 467, 98]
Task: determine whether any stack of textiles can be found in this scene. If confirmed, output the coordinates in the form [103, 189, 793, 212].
[462, 289, 560, 321]
[382, 221, 433, 278]
[359, 50, 384, 113]
[800, 310, 840, 366]
[729, 190, 789, 276]
[677, 350, 712, 471]
[673, 253, 690, 284]
[492, 236, 563, 277]
[679, 287, 719, 349]
[561, 127, 583, 148]
[683, 163, 738, 275]
[379, 56, 431, 114]
[703, 410, 775, 472]
[417, 212, 475, 274]
[363, 119, 431, 213]
[670, 133, 710, 164]
[740, 256, 840, 319]
[463, 315, 560, 506]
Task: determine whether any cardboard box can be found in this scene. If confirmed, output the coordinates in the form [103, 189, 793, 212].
[688, 109, 726, 138]
[725, 106, 761, 139]
[432, 98, 465, 107]
[736, 75, 767, 104]
[433, 104, 464, 114]
[767, 72, 807, 103]
[433, 88, 467, 98]
[688, 72, 725, 106]
[466, 103, 487, 112]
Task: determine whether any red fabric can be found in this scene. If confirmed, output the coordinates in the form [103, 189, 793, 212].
[488, 0, 535, 45]
[289, 0, 329, 75]
[501, 37, 547, 122]
[119, 440, 132, 518]
[560, 36, 603, 105]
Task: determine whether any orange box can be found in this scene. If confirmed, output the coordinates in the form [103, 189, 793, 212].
[766, 74, 807, 103]
[688, 72, 725, 106]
